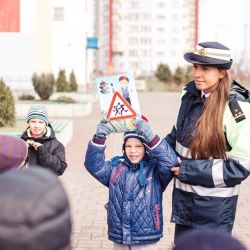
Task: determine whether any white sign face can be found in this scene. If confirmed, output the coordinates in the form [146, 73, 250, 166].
[96, 73, 141, 132]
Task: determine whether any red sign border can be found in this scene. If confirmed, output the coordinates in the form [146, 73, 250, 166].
[106, 91, 137, 121]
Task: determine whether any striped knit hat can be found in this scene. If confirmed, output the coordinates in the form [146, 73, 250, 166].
[123, 131, 147, 145]
[0, 135, 28, 173]
[26, 104, 49, 125]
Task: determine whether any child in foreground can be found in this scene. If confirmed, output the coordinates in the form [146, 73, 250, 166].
[84, 118, 178, 250]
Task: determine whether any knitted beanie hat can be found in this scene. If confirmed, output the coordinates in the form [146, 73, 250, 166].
[26, 104, 49, 125]
[123, 131, 147, 144]
[0, 135, 28, 173]
[0, 168, 72, 250]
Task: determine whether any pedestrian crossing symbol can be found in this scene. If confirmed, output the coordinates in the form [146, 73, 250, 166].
[106, 91, 137, 120]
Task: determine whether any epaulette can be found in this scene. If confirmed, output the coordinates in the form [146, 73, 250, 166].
[228, 99, 246, 123]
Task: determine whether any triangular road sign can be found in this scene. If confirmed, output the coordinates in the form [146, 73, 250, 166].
[106, 91, 137, 120]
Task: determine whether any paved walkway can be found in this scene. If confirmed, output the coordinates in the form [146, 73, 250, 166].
[60, 92, 250, 250]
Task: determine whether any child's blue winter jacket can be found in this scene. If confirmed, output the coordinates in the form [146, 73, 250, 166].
[84, 135, 178, 245]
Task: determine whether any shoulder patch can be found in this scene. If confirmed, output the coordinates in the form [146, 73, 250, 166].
[228, 99, 246, 123]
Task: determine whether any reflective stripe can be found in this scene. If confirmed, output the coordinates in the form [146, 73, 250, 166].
[91, 140, 105, 147]
[176, 143, 250, 187]
[175, 178, 240, 197]
[176, 141, 191, 158]
[230, 156, 250, 172]
[212, 159, 225, 187]
[150, 138, 162, 150]
[194, 44, 231, 61]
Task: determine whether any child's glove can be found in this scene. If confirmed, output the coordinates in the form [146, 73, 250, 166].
[95, 120, 115, 140]
[135, 118, 156, 143]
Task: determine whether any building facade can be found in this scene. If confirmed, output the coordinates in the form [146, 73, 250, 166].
[0, 0, 88, 89]
[96, 0, 196, 78]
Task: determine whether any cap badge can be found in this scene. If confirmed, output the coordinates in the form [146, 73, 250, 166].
[199, 48, 207, 56]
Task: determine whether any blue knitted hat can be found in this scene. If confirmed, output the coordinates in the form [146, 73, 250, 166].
[26, 104, 49, 125]
[123, 131, 147, 145]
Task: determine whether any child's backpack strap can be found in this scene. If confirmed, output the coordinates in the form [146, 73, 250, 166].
[228, 99, 246, 123]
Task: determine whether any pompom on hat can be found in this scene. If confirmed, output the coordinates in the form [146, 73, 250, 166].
[184, 41, 233, 69]
[0, 135, 28, 173]
[26, 104, 49, 125]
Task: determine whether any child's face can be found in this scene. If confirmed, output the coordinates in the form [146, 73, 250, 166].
[119, 79, 129, 87]
[28, 118, 46, 138]
[125, 138, 145, 164]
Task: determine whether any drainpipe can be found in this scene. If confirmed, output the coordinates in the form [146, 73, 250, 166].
[108, 0, 113, 74]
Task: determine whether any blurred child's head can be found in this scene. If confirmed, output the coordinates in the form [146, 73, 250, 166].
[0, 135, 28, 173]
[123, 132, 147, 164]
[173, 229, 246, 250]
[0, 168, 72, 250]
[27, 104, 49, 137]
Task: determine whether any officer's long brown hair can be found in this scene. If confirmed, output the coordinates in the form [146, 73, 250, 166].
[190, 70, 231, 159]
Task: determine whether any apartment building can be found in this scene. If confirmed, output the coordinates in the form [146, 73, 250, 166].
[96, 0, 196, 78]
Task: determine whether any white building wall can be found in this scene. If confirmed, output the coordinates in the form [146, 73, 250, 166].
[0, 0, 89, 89]
[52, 0, 87, 87]
[85, 0, 98, 84]
[97, 0, 109, 75]
[36, 0, 52, 73]
[0, 0, 36, 89]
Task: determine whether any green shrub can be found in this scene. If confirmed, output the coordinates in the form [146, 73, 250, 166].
[32, 73, 55, 100]
[185, 65, 193, 83]
[54, 96, 76, 103]
[69, 70, 78, 92]
[18, 94, 35, 101]
[173, 66, 186, 85]
[155, 63, 172, 83]
[56, 69, 69, 92]
[0, 79, 15, 127]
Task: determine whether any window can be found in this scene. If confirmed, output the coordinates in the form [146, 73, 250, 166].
[158, 2, 165, 8]
[53, 7, 64, 21]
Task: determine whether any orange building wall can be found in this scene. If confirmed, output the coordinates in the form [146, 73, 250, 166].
[0, 0, 20, 32]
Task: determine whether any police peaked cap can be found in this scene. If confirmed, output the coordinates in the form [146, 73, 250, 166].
[184, 41, 233, 69]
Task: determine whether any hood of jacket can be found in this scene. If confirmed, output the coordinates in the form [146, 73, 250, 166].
[0, 168, 71, 250]
[110, 145, 153, 187]
[230, 80, 250, 101]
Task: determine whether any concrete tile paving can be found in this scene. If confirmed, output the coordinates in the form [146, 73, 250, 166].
[60, 92, 250, 250]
